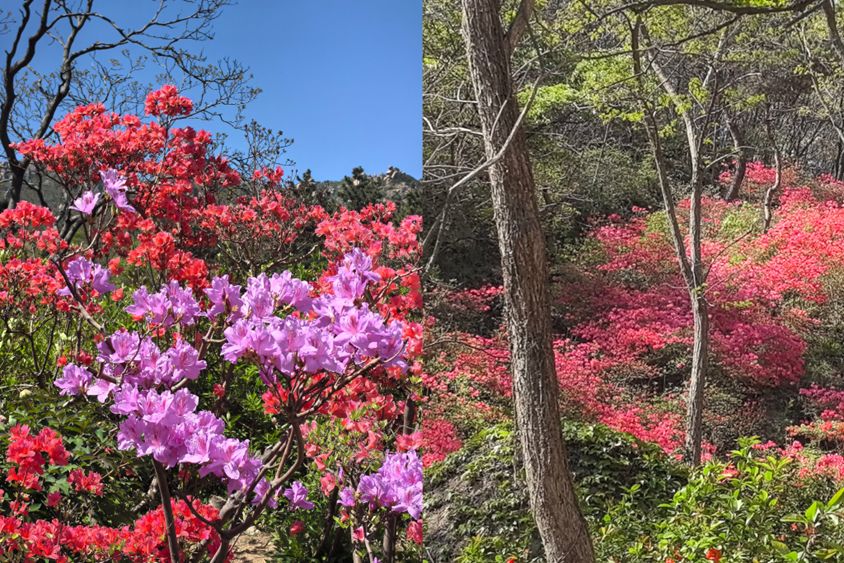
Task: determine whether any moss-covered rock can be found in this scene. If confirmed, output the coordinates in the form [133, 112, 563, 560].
[424, 421, 686, 562]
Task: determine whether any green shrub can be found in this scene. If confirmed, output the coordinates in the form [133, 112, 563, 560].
[597, 438, 843, 562]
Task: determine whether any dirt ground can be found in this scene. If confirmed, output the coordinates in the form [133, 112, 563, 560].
[231, 527, 275, 562]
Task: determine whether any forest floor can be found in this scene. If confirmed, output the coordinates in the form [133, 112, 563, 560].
[232, 527, 275, 562]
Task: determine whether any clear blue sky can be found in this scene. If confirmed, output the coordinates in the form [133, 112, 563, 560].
[4, 0, 422, 180]
[205, 1, 422, 179]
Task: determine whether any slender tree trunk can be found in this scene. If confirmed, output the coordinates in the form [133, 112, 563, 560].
[633, 19, 710, 465]
[317, 486, 340, 559]
[763, 139, 782, 231]
[836, 140, 844, 181]
[823, 0, 844, 67]
[684, 294, 709, 464]
[684, 161, 708, 467]
[725, 116, 747, 200]
[382, 514, 397, 563]
[460, 1, 594, 561]
[3, 161, 26, 210]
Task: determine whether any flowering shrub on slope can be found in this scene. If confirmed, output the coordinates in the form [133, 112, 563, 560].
[425, 164, 844, 471]
[1, 87, 424, 562]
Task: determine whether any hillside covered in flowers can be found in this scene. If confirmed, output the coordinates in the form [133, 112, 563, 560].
[423, 163, 844, 560]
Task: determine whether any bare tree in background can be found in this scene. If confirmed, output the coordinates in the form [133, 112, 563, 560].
[0, 0, 260, 209]
[460, 0, 595, 560]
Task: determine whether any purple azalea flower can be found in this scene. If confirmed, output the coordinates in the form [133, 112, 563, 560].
[138, 423, 182, 467]
[136, 389, 177, 425]
[110, 384, 142, 415]
[205, 275, 243, 320]
[343, 248, 380, 284]
[116, 416, 146, 451]
[283, 481, 315, 511]
[358, 474, 388, 506]
[243, 275, 276, 319]
[70, 191, 100, 215]
[86, 378, 116, 403]
[269, 271, 312, 312]
[331, 268, 369, 302]
[329, 249, 380, 303]
[253, 478, 277, 508]
[98, 331, 141, 365]
[58, 257, 115, 297]
[181, 426, 217, 465]
[101, 168, 135, 213]
[163, 281, 201, 325]
[125, 287, 169, 325]
[161, 340, 206, 383]
[222, 320, 252, 362]
[125, 281, 200, 328]
[352, 451, 423, 520]
[338, 486, 356, 507]
[54, 364, 93, 396]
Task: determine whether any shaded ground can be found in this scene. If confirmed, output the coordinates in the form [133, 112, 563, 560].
[232, 527, 275, 562]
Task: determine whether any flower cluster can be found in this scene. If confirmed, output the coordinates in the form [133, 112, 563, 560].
[54, 249, 410, 508]
[57, 256, 115, 298]
[113, 386, 269, 497]
[59, 354, 268, 502]
[126, 280, 202, 328]
[221, 249, 407, 381]
[339, 450, 423, 520]
[0, 498, 226, 561]
[1, 425, 228, 560]
[67, 468, 104, 496]
[5, 425, 69, 491]
[144, 84, 194, 117]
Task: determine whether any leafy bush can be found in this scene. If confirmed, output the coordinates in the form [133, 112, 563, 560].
[597, 438, 843, 562]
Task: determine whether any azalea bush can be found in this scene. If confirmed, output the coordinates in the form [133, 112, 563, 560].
[0, 87, 424, 562]
[425, 164, 844, 475]
[597, 438, 844, 562]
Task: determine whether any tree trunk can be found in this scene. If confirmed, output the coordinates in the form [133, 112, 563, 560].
[3, 160, 25, 210]
[763, 141, 782, 232]
[725, 117, 747, 200]
[836, 140, 844, 181]
[632, 19, 710, 465]
[683, 294, 709, 465]
[460, 1, 595, 561]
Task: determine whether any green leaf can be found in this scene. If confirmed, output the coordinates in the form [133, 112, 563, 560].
[827, 487, 844, 510]
[805, 501, 820, 523]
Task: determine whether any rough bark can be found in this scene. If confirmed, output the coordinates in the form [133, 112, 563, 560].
[460, 1, 595, 561]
